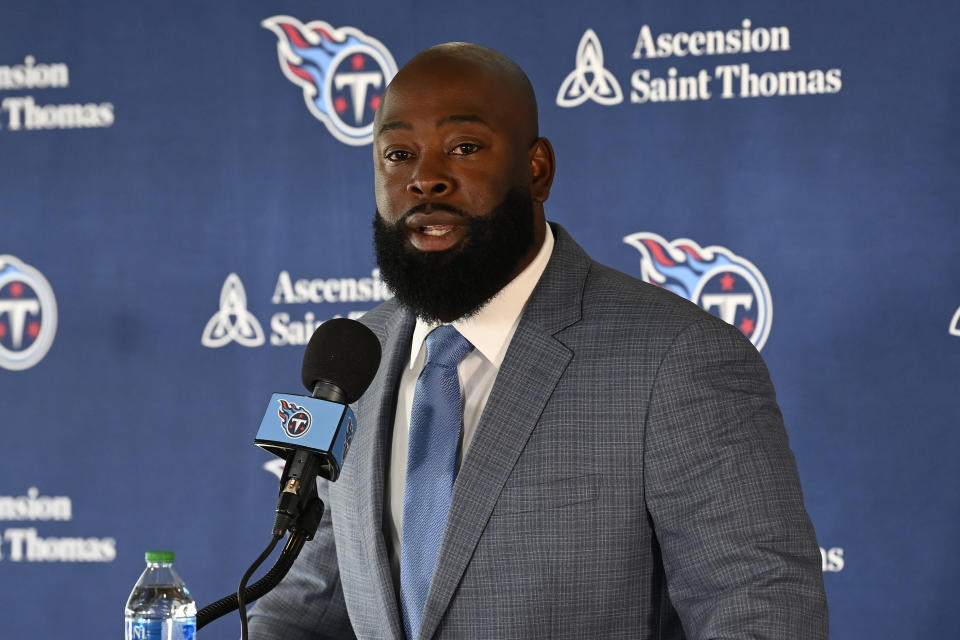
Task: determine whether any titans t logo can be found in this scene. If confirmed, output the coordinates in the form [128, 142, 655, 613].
[278, 398, 312, 439]
[624, 232, 773, 350]
[262, 16, 397, 146]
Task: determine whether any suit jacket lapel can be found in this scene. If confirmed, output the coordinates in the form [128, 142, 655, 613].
[350, 307, 414, 639]
[417, 224, 590, 639]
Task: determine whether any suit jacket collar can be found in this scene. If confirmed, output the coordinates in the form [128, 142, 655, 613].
[518, 222, 590, 335]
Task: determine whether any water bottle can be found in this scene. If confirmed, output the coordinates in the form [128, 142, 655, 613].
[125, 551, 197, 640]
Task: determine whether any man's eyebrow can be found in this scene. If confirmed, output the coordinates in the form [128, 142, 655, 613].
[377, 120, 411, 136]
[437, 114, 491, 128]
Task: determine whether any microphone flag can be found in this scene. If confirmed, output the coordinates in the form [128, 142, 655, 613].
[254, 393, 357, 481]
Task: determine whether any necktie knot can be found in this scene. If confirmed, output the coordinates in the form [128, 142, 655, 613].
[424, 325, 473, 369]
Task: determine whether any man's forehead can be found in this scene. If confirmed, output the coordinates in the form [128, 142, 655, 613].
[374, 44, 538, 140]
[397, 46, 511, 86]
[376, 92, 507, 139]
[376, 74, 525, 135]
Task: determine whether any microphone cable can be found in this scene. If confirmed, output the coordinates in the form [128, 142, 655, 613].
[238, 532, 283, 640]
[196, 496, 324, 632]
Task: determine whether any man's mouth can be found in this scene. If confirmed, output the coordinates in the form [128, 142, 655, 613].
[400, 210, 469, 251]
[419, 225, 456, 236]
[405, 209, 465, 229]
[403, 218, 468, 252]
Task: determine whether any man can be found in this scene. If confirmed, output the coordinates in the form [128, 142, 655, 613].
[249, 43, 828, 639]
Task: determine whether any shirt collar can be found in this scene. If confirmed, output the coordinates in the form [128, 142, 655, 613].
[407, 222, 555, 370]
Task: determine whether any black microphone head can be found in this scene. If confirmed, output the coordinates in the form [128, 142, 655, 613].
[301, 318, 382, 403]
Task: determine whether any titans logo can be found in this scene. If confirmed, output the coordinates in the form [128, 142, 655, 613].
[0, 255, 57, 371]
[278, 399, 312, 439]
[623, 232, 773, 350]
[262, 16, 397, 146]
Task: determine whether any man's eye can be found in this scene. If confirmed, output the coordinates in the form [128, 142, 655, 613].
[451, 143, 479, 155]
[385, 150, 411, 162]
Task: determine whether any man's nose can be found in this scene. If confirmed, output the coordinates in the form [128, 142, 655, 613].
[407, 153, 453, 196]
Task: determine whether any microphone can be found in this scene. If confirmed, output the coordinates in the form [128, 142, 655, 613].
[253, 317, 381, 536]
[196, 318, 381, 632]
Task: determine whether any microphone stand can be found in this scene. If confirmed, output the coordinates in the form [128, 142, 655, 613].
[196, 454, 325, 631]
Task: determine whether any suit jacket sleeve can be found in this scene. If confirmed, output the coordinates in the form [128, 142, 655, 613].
[246, 477, 357, 640]
[643, 316, 828, 639]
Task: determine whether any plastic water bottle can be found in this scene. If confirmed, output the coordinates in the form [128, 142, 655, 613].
[125, 551, 197, 640]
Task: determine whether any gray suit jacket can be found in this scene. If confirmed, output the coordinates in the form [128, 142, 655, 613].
[248, 224, 828, 639]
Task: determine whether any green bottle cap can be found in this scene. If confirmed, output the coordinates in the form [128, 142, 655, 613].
[145, 551, 175, 563]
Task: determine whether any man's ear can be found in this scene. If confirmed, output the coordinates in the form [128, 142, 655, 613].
[529, 137, 556, 203]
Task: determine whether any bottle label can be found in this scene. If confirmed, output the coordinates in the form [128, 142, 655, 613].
[125, 618, 196, 640]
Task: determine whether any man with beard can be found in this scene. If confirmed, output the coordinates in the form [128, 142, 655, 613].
[248, 43, 828, 640]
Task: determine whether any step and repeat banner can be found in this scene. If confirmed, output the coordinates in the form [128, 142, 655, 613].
[2, 1, 957, 637]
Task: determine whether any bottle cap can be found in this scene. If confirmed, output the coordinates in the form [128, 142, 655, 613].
[145, 551, 175, 563]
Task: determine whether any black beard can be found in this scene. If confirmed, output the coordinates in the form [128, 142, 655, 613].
[373, 188, 536, 323]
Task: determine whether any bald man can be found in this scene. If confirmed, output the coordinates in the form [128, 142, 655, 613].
[248, 43, 828, 640]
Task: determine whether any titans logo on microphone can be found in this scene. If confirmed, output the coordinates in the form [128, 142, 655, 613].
[623, 232, 773, 350]
[278, 399, 312, 438]
[0, 255, 58, 371]
[262, 15, 397, 146]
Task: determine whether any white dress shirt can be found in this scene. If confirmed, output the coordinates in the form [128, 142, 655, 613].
[384, 223, 555, 593]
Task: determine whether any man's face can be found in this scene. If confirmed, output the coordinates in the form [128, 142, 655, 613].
[371, 60, 543, 321]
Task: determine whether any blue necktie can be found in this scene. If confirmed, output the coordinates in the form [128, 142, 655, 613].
[400, 325, 474, 640]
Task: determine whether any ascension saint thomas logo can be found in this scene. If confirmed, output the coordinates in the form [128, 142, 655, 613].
[201, 274, 265, 348]
[556, 29, 623, 107]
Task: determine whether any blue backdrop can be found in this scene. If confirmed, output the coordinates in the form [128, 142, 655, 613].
[2, 1, 958, 637]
